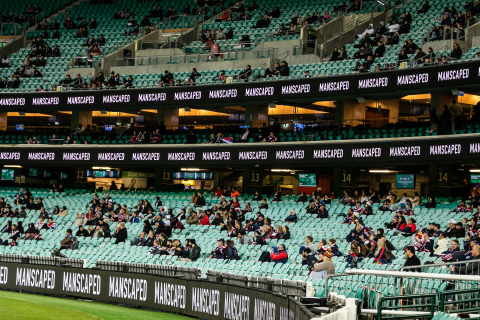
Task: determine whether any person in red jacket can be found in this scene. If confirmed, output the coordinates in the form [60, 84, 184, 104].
[270, 244, 288, 264]
[402, 218, 417, 234]
[214, 187, 223, 198]
[199, 211, 210, 226]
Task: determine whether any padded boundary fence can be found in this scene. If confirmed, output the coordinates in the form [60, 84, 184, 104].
[0, 255, 315, 320]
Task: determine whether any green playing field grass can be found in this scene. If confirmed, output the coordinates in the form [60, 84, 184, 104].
[0, 290, 193, 320]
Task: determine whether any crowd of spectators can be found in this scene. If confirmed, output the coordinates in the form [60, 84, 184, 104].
[1, 182, 480, 278]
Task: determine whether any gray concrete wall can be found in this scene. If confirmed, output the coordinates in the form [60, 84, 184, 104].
[323, 12, 386, 59]
[65, 68, 95, 78]
[136, 48, 184, 58]
[101, 31, 163, 71]
[255, 39, 302, 56]
[314, 16, 350, 43]
[287, 54, 322, 65]
[422, 40, 466, 55]
[0, 36, 26, 60]
[109, 57, 271, 75]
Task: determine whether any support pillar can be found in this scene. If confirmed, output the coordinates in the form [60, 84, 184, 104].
[430, 92, 454, 113]
[154, 167, 163, 191]
[71, 111, 92, 131]
[428, 165, 438, 198]
[335, 100, 344, 126]
[157, 108, 179, 130]
[244, 105, 268, 128]
[0, 112, 7, 131]
[333, 166, 343, 194]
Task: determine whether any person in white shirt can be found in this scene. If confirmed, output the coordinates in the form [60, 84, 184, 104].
[1, 56, 10, 68]
[216, 28, 225, 39]
[75, 123, 85, 134]
[388, 21, 400, 33]
[239, 128, 250, 142]
[357, 23, 374, 39]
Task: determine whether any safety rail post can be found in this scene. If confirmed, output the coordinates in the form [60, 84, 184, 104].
[377, 293, 437, 320]
[439, 288, 480, 313]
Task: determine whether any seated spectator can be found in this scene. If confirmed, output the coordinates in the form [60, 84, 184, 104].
[353, 55, 375, 72]
[440, 239, 461, 262]
[285, 210, 297, 223]
[346, 240, 368, 267]
[423, 197, 436, 208]
[220, 10, 230, 21]
[310, 251, 335, 278]
[270, 244, 288, 264]
[113, 222, 127, 244]
[346, 224, 364, 242]
[253, 16, 268, 28]
[211, 239, 226, 259]
[441, 14, 452, 26]
[399, 20, 410, 34]
[449, 245, 480, 274]
[317, 205, 329, 219]
[449, 43, 462, 60]
[60, 229, 73, 249]
[357, 23, 374, 39]
[328, 47, 340, 62]
[374, 42, 385, 57]
[354, 42, 373, 59]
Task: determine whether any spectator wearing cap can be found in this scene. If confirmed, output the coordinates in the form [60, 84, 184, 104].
[68, 236, 79, 250]
[245, 219, 259, 233]
[446, 220, 465, 238]
[404, 246, 422, 272]
[252, 229, 266, 245]
[211, 239, 226, 259]
[225, 240, 239, 260]
[432, 223, 442, 237]
[311, 251, 335, 278]
[270, 244, 288, 264]
[60, 229, 73, 249]
[317, 204, 329, 219]
[186, 212, 199, 225]
[304, 70, 311, 78]
[301, 248, 316, 267]
[346, 224, 364, 242]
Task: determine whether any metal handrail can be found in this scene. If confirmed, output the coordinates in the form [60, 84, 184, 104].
[401, 259, 480, 276]
[377, 294, 437, 320]
[327, 10, 384, 42]
[439, 288, 480, 313]
[115, 46, 278, 66]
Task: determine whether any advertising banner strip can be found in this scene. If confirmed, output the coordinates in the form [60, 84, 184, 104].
[0, 61, 479, 110]
[0, 262, 300, 320]
[0, 134, 478, 167]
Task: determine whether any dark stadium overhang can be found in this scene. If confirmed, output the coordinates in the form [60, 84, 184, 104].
[0, 60, 479, 112]
[1, 133, 479, 169]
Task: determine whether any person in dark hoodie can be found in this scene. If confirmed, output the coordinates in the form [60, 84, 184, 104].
[25, 223, 37, 235]
[143, 220, 153, 235]
[1, 221, 12, 233]
[423, 197, 436, 208]
[76, 225, 90, 237]
[16, 221, 24, 234]
[101, 225, 111, 238]
[253, 229, 266, 245]
[144, 230, 155, 247]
